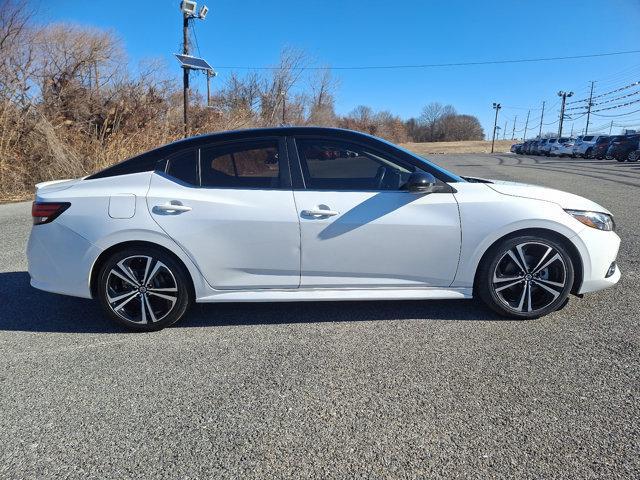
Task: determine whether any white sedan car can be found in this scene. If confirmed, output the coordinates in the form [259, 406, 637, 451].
[27, 127, 621, 331]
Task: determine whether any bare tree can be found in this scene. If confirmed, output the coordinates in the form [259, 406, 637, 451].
[308, 67, 338, 126]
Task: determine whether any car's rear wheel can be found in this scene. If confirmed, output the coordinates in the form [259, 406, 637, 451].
[476, 235, 574, 319]
[97, 247, 192, 331]
[584, 147, 593, 158]
[616, 157, 626, 162]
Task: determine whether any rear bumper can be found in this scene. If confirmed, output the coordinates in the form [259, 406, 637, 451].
[27, 222, 100, 298]
[572, 227, 621, 294]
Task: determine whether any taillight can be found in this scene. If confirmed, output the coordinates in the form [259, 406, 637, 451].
[32, 202, 70, 225]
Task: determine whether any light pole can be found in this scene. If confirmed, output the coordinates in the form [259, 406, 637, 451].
[557, 90, 574, 138]
[491, 102, 501, 153]
[179, 1, 209, 137]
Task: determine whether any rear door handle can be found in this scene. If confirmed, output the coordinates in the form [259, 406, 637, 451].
[154, 202, 192, 214]
[301, 208, 339, 217]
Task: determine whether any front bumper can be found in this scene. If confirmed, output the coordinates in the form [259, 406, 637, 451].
[572, 227, 621, 294]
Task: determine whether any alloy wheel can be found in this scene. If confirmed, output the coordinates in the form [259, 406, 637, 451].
[491, 242, 567, 313]
[105, 255, 178, 324]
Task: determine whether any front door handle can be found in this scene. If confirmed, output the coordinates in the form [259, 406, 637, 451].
[154, 202, 192, 214]
[301, 208, 339, 217]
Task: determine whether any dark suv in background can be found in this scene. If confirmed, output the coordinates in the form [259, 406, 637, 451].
[606, 134, 640, 162]
[589, 135, 611, 159]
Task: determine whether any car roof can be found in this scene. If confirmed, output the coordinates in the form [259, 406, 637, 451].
[165, 126, 378, 149]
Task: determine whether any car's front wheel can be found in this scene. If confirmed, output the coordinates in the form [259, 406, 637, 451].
[97, 247, 192, 331]
[627, 151, 639, 162]
[476, 235, 575, 319]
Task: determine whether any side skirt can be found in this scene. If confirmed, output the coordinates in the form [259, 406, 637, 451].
[196, 287, 473, 303]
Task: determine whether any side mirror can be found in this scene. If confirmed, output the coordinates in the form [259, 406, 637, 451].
[407, 171, 437, 194]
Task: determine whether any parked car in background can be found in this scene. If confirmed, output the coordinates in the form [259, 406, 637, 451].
[536, 139, 548, 155]
[510, 143, 523, 154]
[591, 135, 612, 159]
[606, 134, 640, 162]
[573, 135, 609, 158]
[549, 138, 574, 157]
[540, 138, 557, 156]
[521, 140, 533, 154]
[572, 135, 595, 158]
[529, 140, 542, 155]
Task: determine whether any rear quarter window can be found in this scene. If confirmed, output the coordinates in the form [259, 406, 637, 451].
[165, 149, 198, 185]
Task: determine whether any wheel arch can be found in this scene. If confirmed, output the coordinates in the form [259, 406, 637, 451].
[90, 240, 197, 300]
[472, 228, 584, 295]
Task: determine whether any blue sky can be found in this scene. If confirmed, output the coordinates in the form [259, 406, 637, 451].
[36, 0, 640, 138]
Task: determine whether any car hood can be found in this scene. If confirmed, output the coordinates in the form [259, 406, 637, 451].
[478, 179, 611, 214]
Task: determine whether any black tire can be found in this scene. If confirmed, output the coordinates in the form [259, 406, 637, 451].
[627, 151, 639, 162]
[476, 234, 575, 319]
[97, 246, 192, 331]
[616, 157, 626, 162]
[584, 148, 593, 159]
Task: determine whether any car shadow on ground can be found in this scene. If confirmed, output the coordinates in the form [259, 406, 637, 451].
[0, 271, 508, 334]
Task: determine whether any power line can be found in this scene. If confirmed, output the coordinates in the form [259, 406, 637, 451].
[568, 80, 640, 104]
[591, 97, 640, 113]
[592, 107, 640, 117]
[215, 49, 640, 71]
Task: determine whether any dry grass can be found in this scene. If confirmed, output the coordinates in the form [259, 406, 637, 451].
[401, 139, 515, 155]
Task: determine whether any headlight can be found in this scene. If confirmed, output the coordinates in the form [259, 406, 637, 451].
[565, 209, 615, 231]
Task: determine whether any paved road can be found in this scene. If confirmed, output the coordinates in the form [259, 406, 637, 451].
[1, 154, 638, 479]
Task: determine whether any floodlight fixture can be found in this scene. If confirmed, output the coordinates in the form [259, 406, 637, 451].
[199, 5, 209, 19]
[180, 0, 197, 16]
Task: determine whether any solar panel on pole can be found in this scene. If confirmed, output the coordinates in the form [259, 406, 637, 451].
[174, 54, 213, 71]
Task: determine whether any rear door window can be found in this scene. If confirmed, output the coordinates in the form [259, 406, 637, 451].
[200, 140, 283, 189]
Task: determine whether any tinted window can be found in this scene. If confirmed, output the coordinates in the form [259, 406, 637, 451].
[549, 139, 557, 144]
[583, 136, 594, 141]
[296, 138, 414, 191]
[166, 149, 198, 185]
[597, 136, 611, 143]
[200, 141, 280, 189]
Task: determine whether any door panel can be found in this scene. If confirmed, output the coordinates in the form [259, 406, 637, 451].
[294, 190, 460, 287]
[148, 175, 300, 289]
[147, 139, 300, 290]
[291, 136, 461, 288]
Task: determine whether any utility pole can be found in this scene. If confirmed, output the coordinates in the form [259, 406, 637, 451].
[179, 1, 209, 137]
[206, 70, 211, 107]
[503, 121, 507, 140]
[570, 123, 574, 137]
[182, 12, 190, 137]
[609, 120, 614, 135]
[491, 103, 501, 153]
[523, 110, 530, 140]
[511, 115, 517, 140]
[585, 81, 595, 135]
[539, 101, 545, 137]
[557, 90, 574, 138]
[282, 93, 286, 124]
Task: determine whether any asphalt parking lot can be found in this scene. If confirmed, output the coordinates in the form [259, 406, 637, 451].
[1, 153, 638, 479]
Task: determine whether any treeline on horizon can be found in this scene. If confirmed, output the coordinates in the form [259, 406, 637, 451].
[0, 1, 484, 199]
